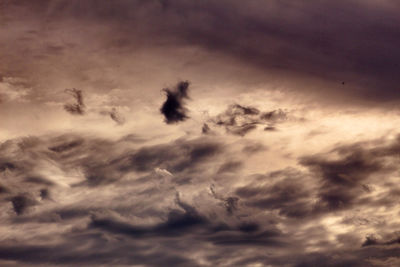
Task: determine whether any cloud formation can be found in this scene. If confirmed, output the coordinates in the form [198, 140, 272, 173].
[100, 107, 126, 125]
[63, 88, 85, 115]
[0, 130, 399, 266]
[160, 81, 190, 124]
[207, 104, 287, 136]
[1, 1, 400, 266]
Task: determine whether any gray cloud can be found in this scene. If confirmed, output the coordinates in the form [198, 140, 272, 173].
[0, 132, 400, 266]
[160, 81, 190, 124]
[63, 88, 85, 115]
[234, 136, 400, 222]
[100, 107, 126, 125]
[207, 104, 288, 136]
[300, 137, 400, 213]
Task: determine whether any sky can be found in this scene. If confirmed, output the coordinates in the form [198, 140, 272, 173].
[1, 1, 400, 266]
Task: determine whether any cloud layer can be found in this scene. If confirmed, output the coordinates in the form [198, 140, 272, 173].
[1, 1, 400, 266]
[0, 130, 399, 266]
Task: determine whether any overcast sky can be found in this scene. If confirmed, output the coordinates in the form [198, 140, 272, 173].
[1, 1, 400, 266]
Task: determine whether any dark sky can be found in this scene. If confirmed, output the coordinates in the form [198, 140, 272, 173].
[1, 1, 400, 266]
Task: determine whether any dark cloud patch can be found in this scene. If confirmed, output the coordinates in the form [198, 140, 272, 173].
[235, 169, 313, 218]
[208, 228, 284, 247]
[362, 235, 400, 247]
[89, 192, 284, 250]
[116, 137, 222, 176]
[0, 161, 17, 172]
[224, 196, 239, 215]
[10, 195, 37, 215]
[0, 234, 200, 267]
[39, 188, 50, 200]
[260, 109, 287, 122]
[160, 81, 190, 124]
[210, 184, 239, 215]
[293, 253, 366, 267]
[49, 139, 84, 153]
[362, 235, 380, 247]
[217, 160, 242, 174]
[0, 184, 10, 194]
[208, 104, 288, 136]
[301, 150, 384, 186]
[100, 107, 125, 125]
[300, 137, 400, 213]
[234, 136, 400, 221]
[13, 207, 98, 224]
[24, 176, 54, 186]
[264, 126, 277, 131]
[63, 88, 85, 115]
[241, 141, 268, 154]
[210, 104, 260, 136]
[90, 193, 208, 238]
[291, 245, 400, 267]
[237, 222, 260, 233]
[201, 123, 211, 134]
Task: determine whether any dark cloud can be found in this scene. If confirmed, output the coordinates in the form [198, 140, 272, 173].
[208, 104, 287, 136]
[160, 81, 190, 124]
[49, 139, 84, 153]
[208, 229, 283, 247]
[113, 137, 222, 183]
[10, 195, 37, 215]
[39, 188, 50, 200]
[264, 126, 277, 131]
[362, 235, 400, 247]
[234, 136, 400, 220]
[235, 168, 313, 218]
[211, 104, 259, 136]
[89, 193, 208, 238]
[63, 88, 85, 115]
[362, 235, 380, 247]
[293, 252, 367, 267]
[217, 160, 243, 174]
[100, 107, 125, 125]
[24, 176, 54, 186]
[241, 141, 268, 154]
[210, 184, 239, 215]
[201, 123, 211, 134]
[89, 192, 285, 250]
[300, 136, 400, 213]
[0, 234, 200, 267]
